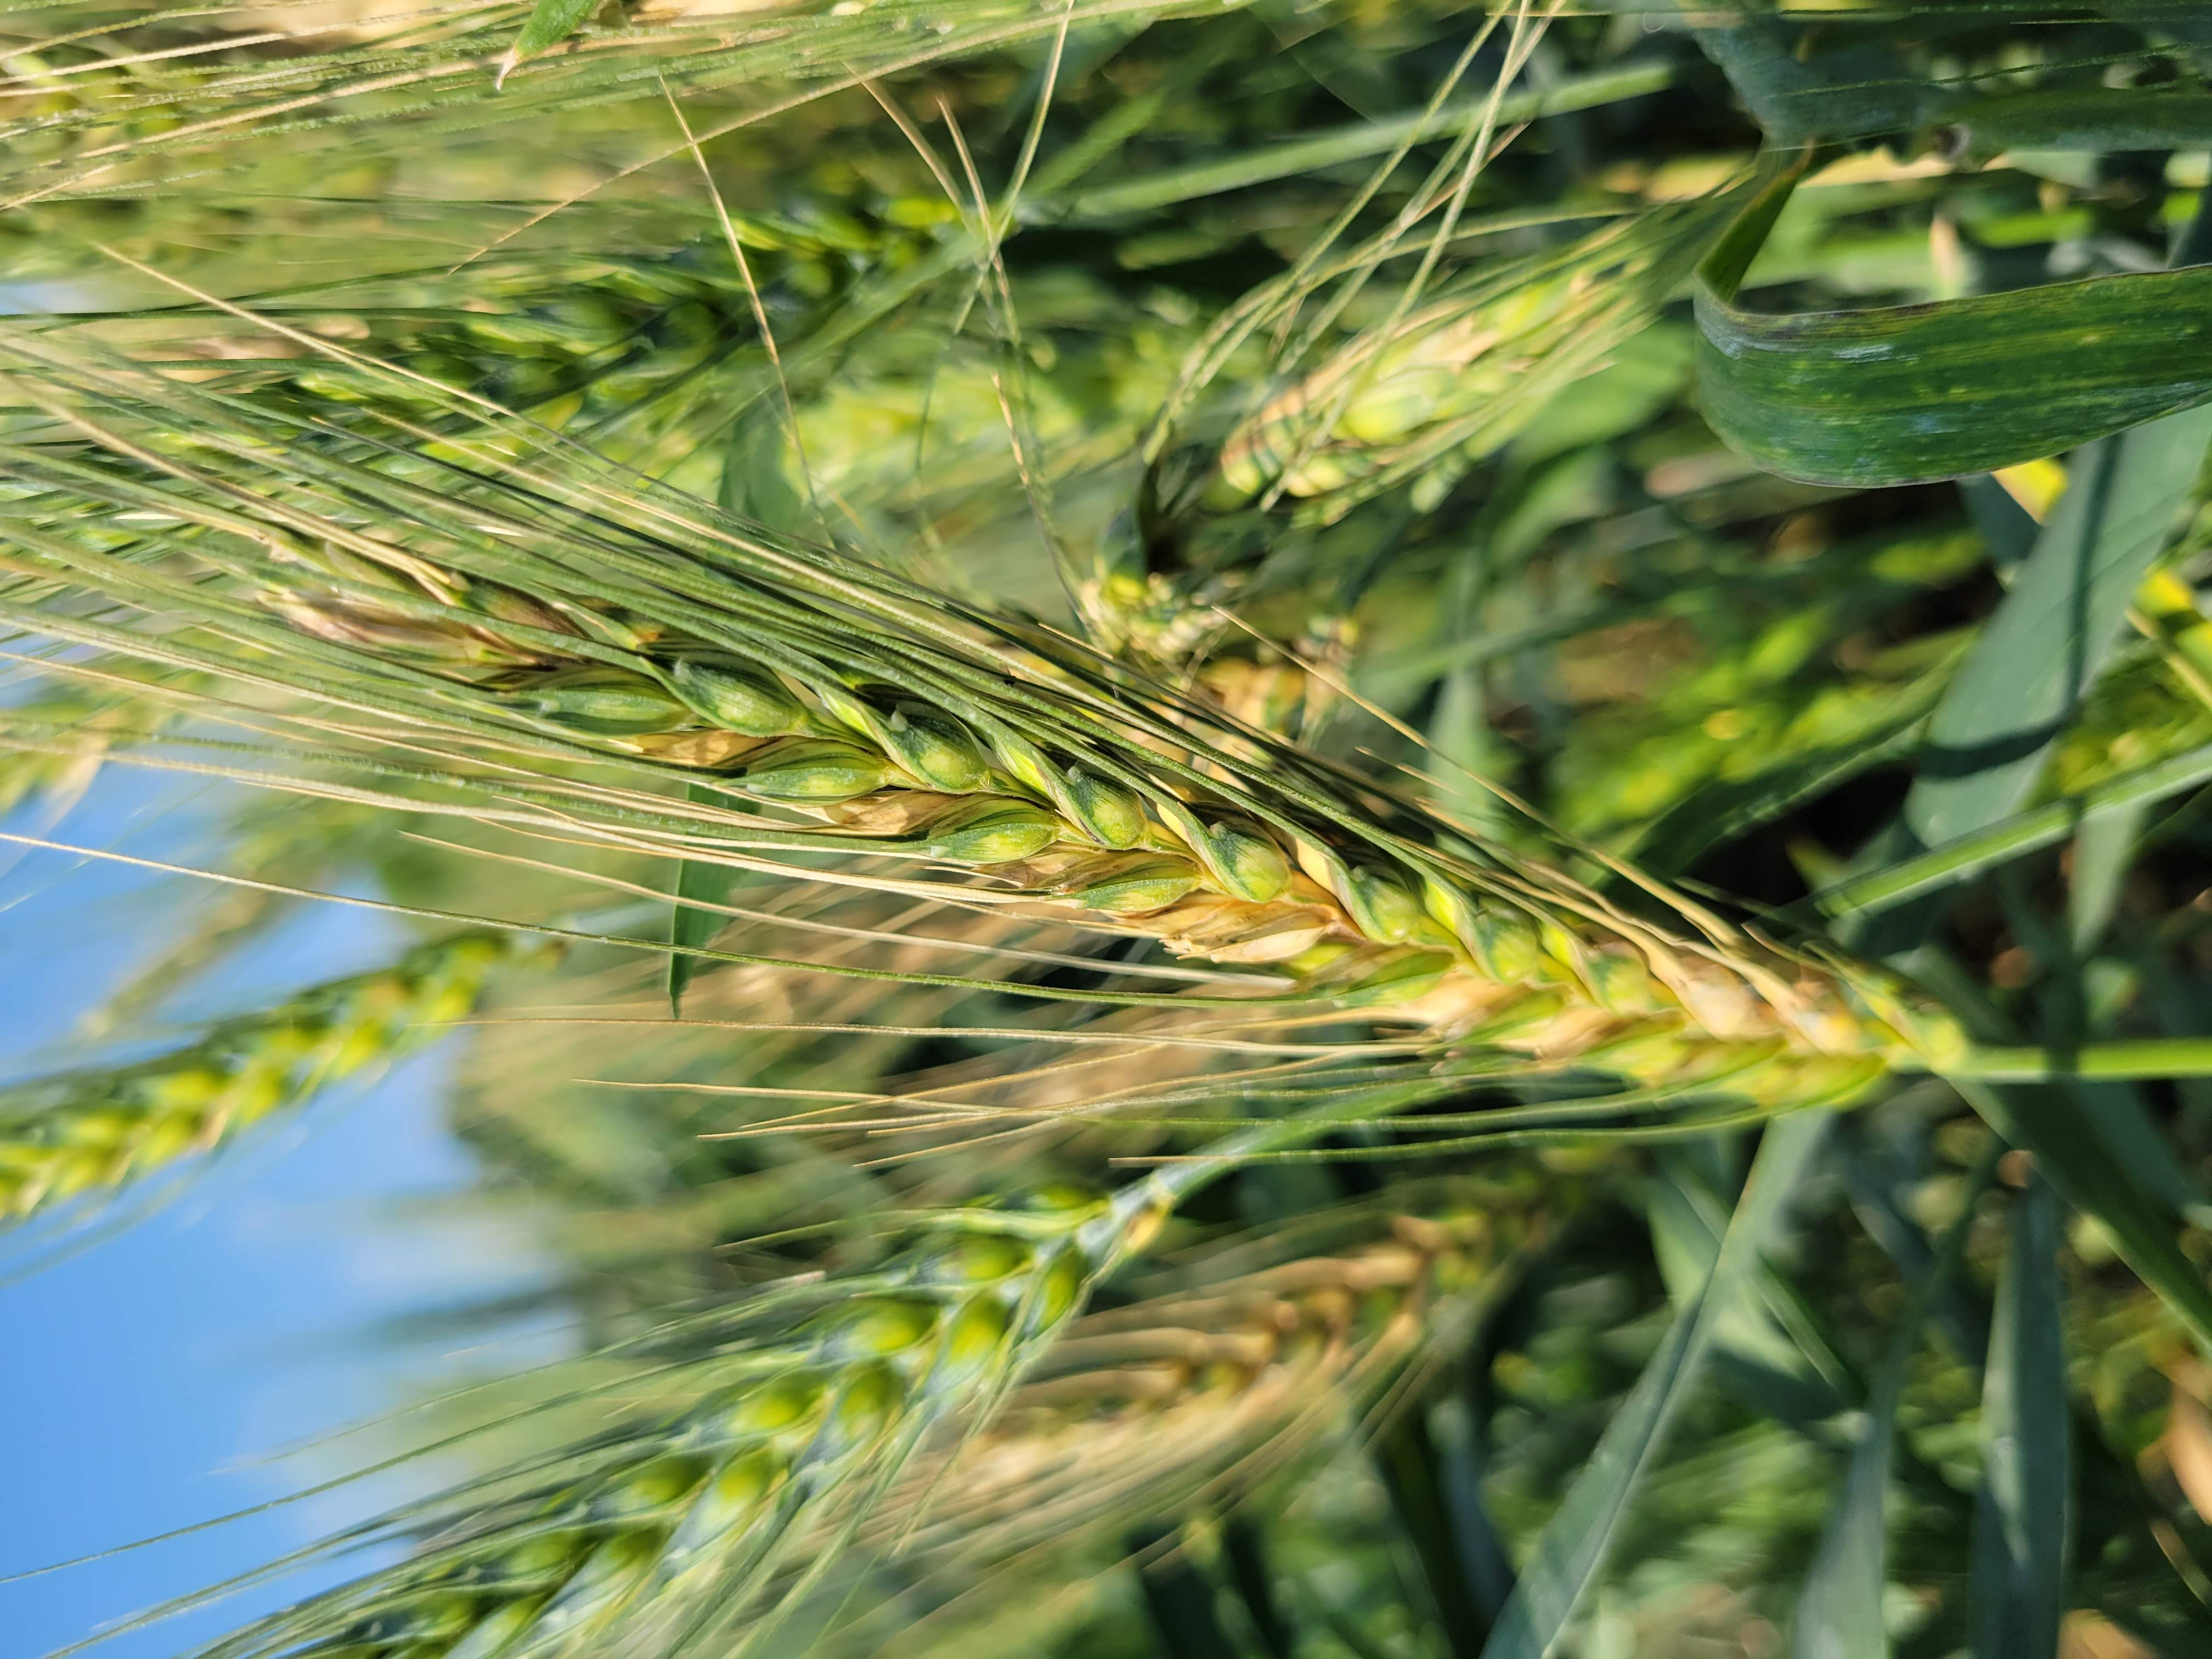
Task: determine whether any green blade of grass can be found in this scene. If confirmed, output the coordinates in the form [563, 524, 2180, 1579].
[1131, 1526, 1244, 1659]
[1219, 1521, 1295, 1659]
[1646, 1155, 1857, 1426]
[498, 0, 600, 86]
[1940, 87, 2212, 156]
[667, 783, 742, 1017]
[2068, 800, 2148, 953]
[1376, 1411, 1491, 1659]
[1481, 1110, 1832, 1659]
[1967, 1175, 2070, 1659]
[2064, 1078, 2212, 1227]
[1790, 1149, 1992, 1659]
[1053, 59, 1678, 219]
[2122, 3, 2212, 60]
[1805, 738, 2212, 918]
[1689, 13, 1921, 143]
[1429, 1406, 1519, 1632]
[1959, 475, 2041, 572]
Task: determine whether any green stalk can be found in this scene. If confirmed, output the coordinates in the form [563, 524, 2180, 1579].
[1940, 1037, 2212, 1084]
[1805, 738, 2212, 917]
[1053, 60, 1679, 220]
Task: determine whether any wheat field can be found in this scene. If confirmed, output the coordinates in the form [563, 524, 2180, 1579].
[7, 3, 2212, 1656]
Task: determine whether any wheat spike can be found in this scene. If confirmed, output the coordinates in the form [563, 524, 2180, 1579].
[882, 1185, 1560, 1572]
[172, 1180, 1178, 1659]
[0, 315, 1970, 1137]
[0, 932, 540, 1228]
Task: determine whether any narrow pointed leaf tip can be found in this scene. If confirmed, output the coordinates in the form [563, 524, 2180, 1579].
[498, 0, 601, 88]
[1695, 162, 2212, 488]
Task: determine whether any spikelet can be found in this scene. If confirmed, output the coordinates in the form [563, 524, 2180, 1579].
[0, 932, 540, 1228]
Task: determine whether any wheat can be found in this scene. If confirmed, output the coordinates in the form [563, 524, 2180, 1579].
[0, 290, 1985, 1659]
[882, 1186, 1560, 1570]
[1204, 239, 1661, 519]
[9, 10, 2212, 1658]
[179, 1180, 1179, 1659]
[0, 931, 538, 1227]
[0, 0, 1215, 207]
[320, 589, 1956, 1099]
[0, 319, 1973, 1136]
[163, 1110, 1523, 1659]
[1071, 202, 1729, 761]
[107, 222, 956, 495]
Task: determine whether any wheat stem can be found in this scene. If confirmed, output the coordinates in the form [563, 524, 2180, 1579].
[1938, 1039, 2212, 1083]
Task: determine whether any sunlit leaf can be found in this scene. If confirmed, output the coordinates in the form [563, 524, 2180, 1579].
[1695, 164, 2212, 487]
[1904, 419, 2212, 847]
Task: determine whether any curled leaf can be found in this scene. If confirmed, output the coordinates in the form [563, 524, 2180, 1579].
[1695, 159, 2212, 486]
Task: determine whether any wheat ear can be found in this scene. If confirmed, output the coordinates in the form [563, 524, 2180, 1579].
[157, 1168, 1197, 1659]
[879, 1182, 1562, 1579]
[0, 319, 1970, 1132]
[0, 932, 539, 1228]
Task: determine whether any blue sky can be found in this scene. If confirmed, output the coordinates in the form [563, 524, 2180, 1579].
[0, 774, 566, 1658]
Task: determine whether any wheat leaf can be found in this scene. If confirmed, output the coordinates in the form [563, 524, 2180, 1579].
[1695, 162, 2212, 487]
[1790, 1150, 1991, 1659]
[1957, 1077, 2212, 1351]
[1966, 1174, 2070, 1658]
[500, 0, 603, 87]
[1905, 418, 2212, 848]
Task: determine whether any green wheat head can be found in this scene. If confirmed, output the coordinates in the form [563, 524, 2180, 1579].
[0, 931, 540, 1227]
